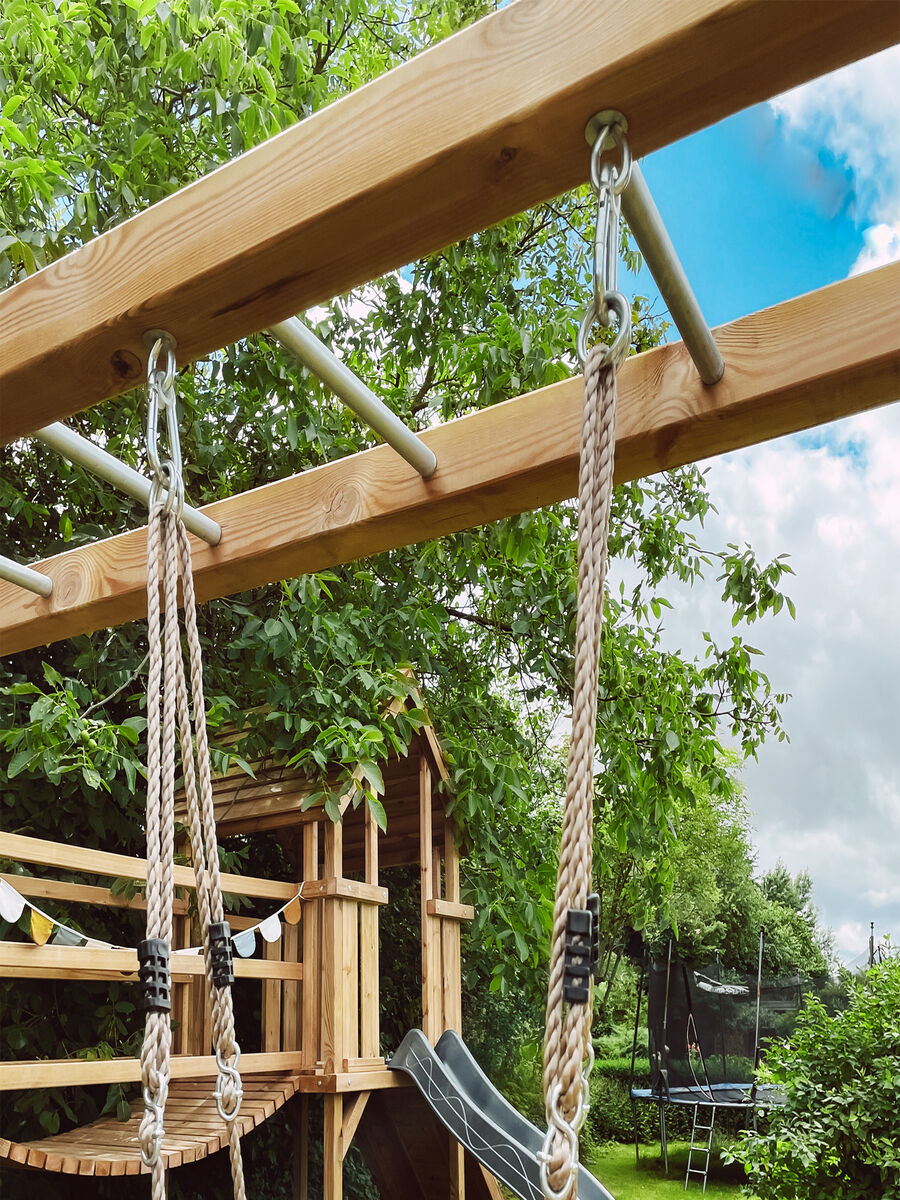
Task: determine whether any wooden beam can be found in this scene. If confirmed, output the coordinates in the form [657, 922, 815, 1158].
[3, 266, 897, 655]
[0, 832, 298, 900]
[1, 0, 895, 441]
[0, 942, 303, 980]
[0, 1051, 301, 1091]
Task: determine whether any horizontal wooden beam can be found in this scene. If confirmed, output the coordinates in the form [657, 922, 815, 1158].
[0, 872, 188, 914]
[0, 832, 297, 900]
[0, 943, 303, 980]
[0, 1051, 301, 1091]
[2, 266, 897, 655]
[426, 899, 475, 921]
[1, 0, 895, 440]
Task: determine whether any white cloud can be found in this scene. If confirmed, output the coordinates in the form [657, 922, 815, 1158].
[771, 45, 900, 277]
[623, 404, 900, 966]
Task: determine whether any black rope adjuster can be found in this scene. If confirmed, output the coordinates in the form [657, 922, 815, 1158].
[209, 921, 234, 989]
[563, 907, 594, 1004]
[587, 892, 600, 981]
[138, 937, 171, 1013]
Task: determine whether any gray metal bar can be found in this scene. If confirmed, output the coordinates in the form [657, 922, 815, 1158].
[33, 422, 222, 545]
[0, 553, 53, 598]
[621, 162, 725, 385]
[270, 316, 437, 478]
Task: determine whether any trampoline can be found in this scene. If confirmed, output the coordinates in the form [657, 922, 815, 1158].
[629, 932, 799, 1189]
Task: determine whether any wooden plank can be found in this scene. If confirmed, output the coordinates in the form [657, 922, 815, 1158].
[364, 797, 379, 887]
[340, 1091, 370, 1160]
[321, 897, 345, 1076]
[301, 824, 321, 1071]
[426, 898, 475, 921]
[0, 832, 296, 900]
[283, 922, 301, 1052]
[324, 1094, 343, 1200]
[302, 878, 388, 905]
[2, 263, 897, 655]
[444, 821, 460, 904]
[261, 934, 284, 1053]
[0, 873, 188, 914]
[0, 1051, 301, 1091]
[359, 902, 380, 1060]
[341, 901, 360, 1070]
[0, 942, 302, 979]
[442, 919, 463, 1035]
[419, 758, 443, 1042]
[1, 0, 895, 440]
[293, 1094, 309, 1200]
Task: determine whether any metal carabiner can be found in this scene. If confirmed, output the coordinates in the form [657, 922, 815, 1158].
[576, 290, 632, 371]
[140, 1077, 169, 1167]
[213, 1047, 243, 1122]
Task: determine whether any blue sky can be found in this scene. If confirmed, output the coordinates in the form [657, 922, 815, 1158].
[610, 46, 900, 965]
[627, 105, 862, 329]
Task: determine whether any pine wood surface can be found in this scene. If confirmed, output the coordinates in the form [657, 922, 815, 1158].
[0, 1073, 300, 1175]
[1, 0, 895, 440]
[3, 264, 898, 657]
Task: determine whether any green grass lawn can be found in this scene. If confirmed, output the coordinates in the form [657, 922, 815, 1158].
[588, 1141, 756, 1199]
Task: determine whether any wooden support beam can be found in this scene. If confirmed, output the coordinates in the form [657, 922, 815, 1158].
[0, 1050, 301, 1091]
[0, 943, 303, 980]
[324, 1094, 343, 1200]
[2, 265, 898, 655]
[340, 1091, 371, 1160]
[1, 0, 894, 440]
[0, 831, 298, 900]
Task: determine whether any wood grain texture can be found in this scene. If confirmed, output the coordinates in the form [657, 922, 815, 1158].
[1, 0, 895, 440]
[3, 265, 898, 655]
[0, 831, 297, 899]
[0, 1074, 301, 1174]
[0, 1054, 302, 1091]
[0, 942, 302, 980]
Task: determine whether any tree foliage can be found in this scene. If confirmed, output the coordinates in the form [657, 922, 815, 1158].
[727, 957, 900, 1199]
[1, 1, 800, 1190]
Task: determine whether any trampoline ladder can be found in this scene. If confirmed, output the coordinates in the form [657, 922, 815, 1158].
[685, 1103, 716, 1191]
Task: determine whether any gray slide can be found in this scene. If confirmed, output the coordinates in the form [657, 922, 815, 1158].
[389, 1029, 616, 1200]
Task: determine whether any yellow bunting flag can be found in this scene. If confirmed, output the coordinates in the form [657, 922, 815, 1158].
[30, 909, 55, 946]
[282, 896, 302, 926]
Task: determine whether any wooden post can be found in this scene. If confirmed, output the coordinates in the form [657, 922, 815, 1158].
[292, 1094, 309, 1200]
[360, 800, 380, 1059]
[324, 1094, 343, 1200]
[420, 757, 443, 1041]
[322, 818, 346, 1075]
[261, 932, 283, 1053]
[450, 1139, 465, 1200]
[301, 823, 321, 1070]
[442, 821, 463, 1035]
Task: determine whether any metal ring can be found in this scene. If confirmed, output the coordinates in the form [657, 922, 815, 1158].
[213, 1048, 243, 1122]
[589, 121, 632, 197]
[576, 290, 632, 370]
[147, 335, 176, 393]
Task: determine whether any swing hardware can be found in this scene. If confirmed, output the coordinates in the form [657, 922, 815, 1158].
[144, 330, 185, 517]
[137, 937, 171, 1013]
[576, 113, 632, 370]
[214, 1047, 243, 1122]
[563, 908, 593, 1004]
[587, 892, 600, 981]
[140, 1076, 168, 1167]
[209, 920, 235, 988]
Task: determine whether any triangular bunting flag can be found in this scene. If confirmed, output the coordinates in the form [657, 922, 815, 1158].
[258, 914, 282, 943]
[0, 878, 25, 924]
[233, 928, 257, 957]
[30, 909, 55, 946]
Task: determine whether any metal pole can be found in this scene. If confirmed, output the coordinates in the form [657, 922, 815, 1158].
[270, 316, 437, 478]
[621, 162, 725, 385]
[0, 553, 53, 598]
[585, 112, 725, 386]
[33, 422, 222, 545]
[753, 927, 765, 1070]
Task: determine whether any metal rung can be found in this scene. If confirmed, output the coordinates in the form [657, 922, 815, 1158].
[0, 553, 53, 597]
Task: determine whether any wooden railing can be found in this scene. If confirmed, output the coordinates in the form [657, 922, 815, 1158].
[0, 831, 306, 1089]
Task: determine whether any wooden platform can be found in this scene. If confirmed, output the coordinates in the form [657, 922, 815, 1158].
[0, 1072, 301, 1176]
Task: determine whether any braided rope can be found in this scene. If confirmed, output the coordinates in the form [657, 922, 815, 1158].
[140, 504, 245, 1200]
[542, 346, 618, 1199]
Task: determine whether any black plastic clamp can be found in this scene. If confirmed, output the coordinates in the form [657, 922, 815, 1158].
[587, 892, 600, 980]
[138, 937, 171, 1013]
[563, 908, 593, 1004]
[209, 921, 234, 989]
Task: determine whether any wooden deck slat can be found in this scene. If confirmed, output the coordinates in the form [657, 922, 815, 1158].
[0, 1074, 301, 1175]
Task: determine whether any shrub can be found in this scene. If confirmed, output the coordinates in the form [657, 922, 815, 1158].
[727, 957, 900, 1199]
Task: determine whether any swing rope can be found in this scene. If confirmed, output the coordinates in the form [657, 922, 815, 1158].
[540, 116, 631, 1200]
[139, 338, 246, 1200]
